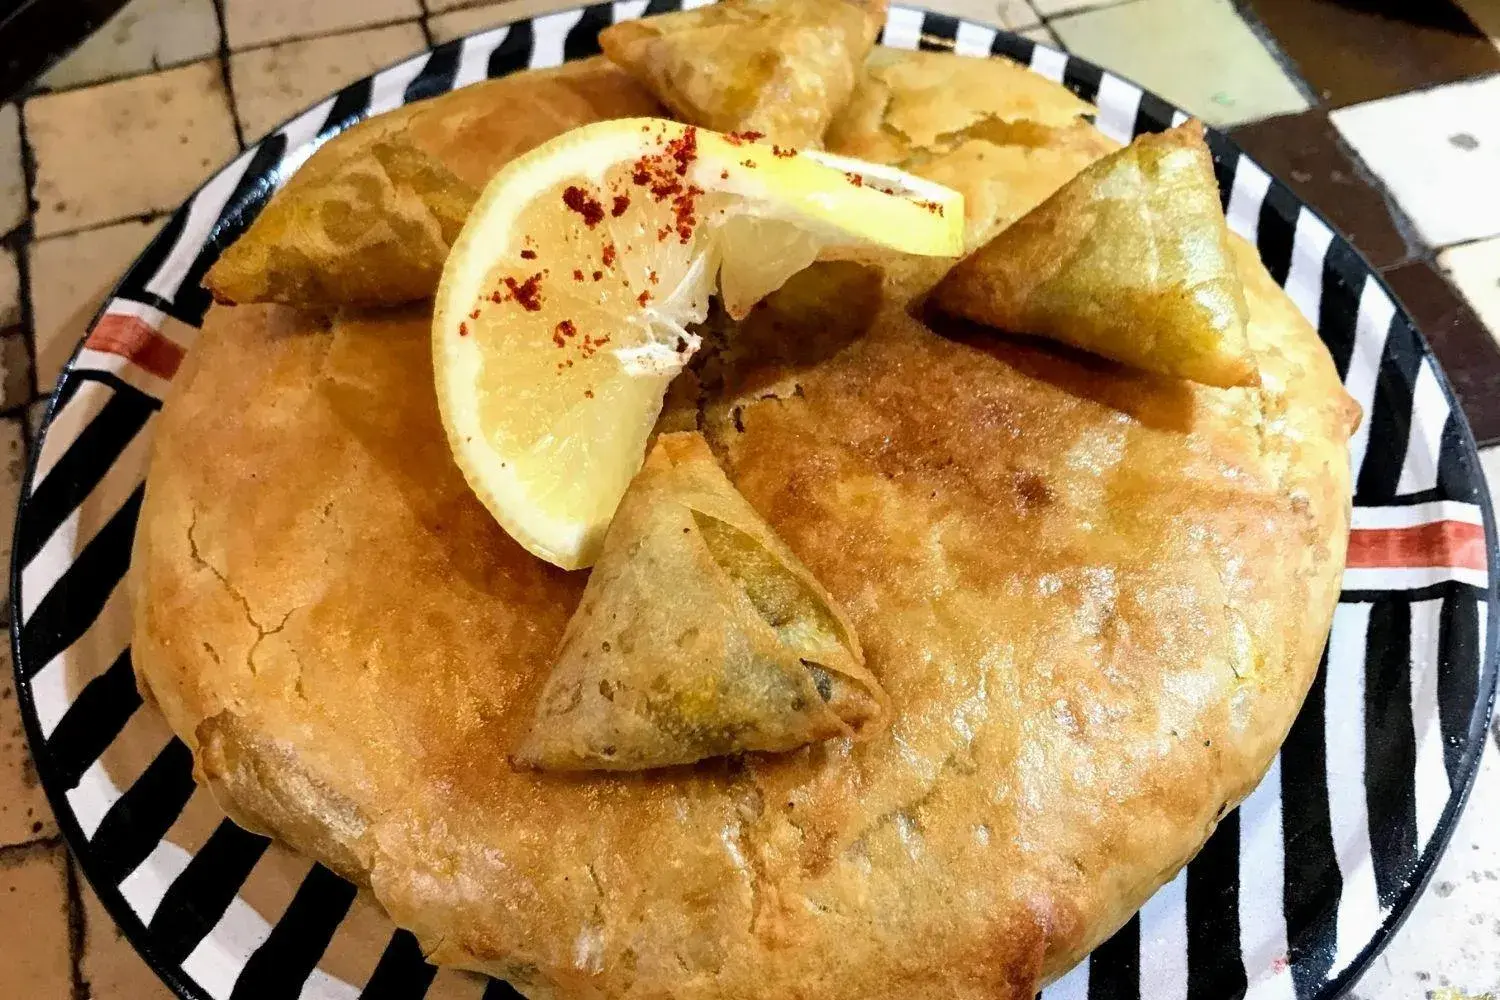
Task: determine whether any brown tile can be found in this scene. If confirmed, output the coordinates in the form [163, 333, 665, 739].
[80, 872, 175, 1000]
[230, 23, 428, 143]
[1238, 0, 1500, 108]
[28, 217, 167, 392]
[224, 0, 422, 50]
[1231, 109, 1415, 270]
[0, 640, 57, 845]
[1382, 260, 1500, 446]
[0, 246, 19, 327]
[40, 0, 221, 91]
[0, 418, 22, 623]
[0, 845, 71, 999]
[0, 104, 27, 236]
[0, 333, 30, 409]
[25, 60, 238, 238]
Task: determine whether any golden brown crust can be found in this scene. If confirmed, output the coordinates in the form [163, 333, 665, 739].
[599, 0, 886, 145]
[203, 59, 663, 309]
[932, 122, 1258, 389]
[132, 49, 1359, 1000]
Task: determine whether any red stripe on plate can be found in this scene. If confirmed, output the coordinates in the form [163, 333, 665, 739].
[1346, 521, 1487, 572]
[85, 313, 185, 381]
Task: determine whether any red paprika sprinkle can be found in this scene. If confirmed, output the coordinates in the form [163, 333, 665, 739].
[845, 172, 864, 187]
[601, 242, 617, 267]
[555, 319, 577, 343]
[469, 309, 480, 320]
[562, 185, 605, 227]
[504, 273, 544, 311]
[741, 159, 757, 169]
[637, 290, 652, 307]
[724, 130, 764, 145]
[573, 268, 585, 282]
[592, 270, 603, 281]
[771, 145, 796, 158]
[458, 322, 469, 337]
[584, 389, 594, 399]
[720, 169, 729, 180]
[648, 269, 658, 285]
[611, 194, 630, 217]
[520, 248, 537, 260]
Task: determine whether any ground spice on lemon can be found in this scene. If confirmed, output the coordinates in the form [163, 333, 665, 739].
[563, 185, 605, 227]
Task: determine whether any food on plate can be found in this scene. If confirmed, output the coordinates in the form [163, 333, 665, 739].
[205, 57, 663, 309]
[515, 431, 885, 772]
[933, 121, 1258, 388]
[432, 116, 961, 569]
[129, 8, 1361, 998]
[826, 47, 1116, 250]
[599, 0, 885, 145]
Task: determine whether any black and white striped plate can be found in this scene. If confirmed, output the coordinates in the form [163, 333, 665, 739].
[10, 4, 1499, 999]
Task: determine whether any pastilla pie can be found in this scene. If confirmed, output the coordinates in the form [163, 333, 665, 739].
[130, 3, 1360, 998]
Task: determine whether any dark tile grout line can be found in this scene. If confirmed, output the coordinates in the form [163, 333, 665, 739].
[209, 0, 247, 151]
[31, 208, 173, 247]
[12, 91, 43, 429]
[65, 848, 87, 1000]
[0, 834, 63, 860]
[1223, 0, 1323, 110]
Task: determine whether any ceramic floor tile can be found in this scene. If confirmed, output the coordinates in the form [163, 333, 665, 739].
[1021, 24, 1061, 47]
[25, 397, 49, 441]
[224, 0, 422, 50]
[428, 3, 511, 44]
[924, 0, 1042, 30]
[1031, 0, 1130, 15]
[0, 333, 29, 411]
[0, 635, 56, 845]
[0, 104, 27, 237]
[25, 60, 238, 238]
[1347, 739, 1500, 998]
[0, 845, 70, 999]
[230, 23, 427, 143]
[1332, 75, 1500, 249]
[39, 0, 220, 91]
[1050, 0, 1310, 128]
[79, 871, 176, 1000]
[28, 217, 167, 392]
[1382, 260, 1500, 446]
[1231, 109, 1415, 270]
[1239, 0, 1500, 108]
[0, 247, 19, 328]
[1454, 0, 1500, 41]
[1440, 238, 1500, 343]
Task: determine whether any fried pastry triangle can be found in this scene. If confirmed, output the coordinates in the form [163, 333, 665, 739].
[599, 0, 886, 146]
[204, 58, 662, 309]
[932, 120, 1257, 388]
[515, 432, 887, 771]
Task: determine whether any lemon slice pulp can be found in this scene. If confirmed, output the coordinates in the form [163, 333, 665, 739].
[434, 117, 962, 569]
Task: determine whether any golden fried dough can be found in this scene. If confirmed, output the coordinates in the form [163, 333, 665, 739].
[204, 58, 662, 310]
[516, 431, 885, 772]
[932, 121, 1256, 388]
[599, 0, 885, 145]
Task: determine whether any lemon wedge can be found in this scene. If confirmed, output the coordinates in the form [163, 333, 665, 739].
[434, 117, 962, 569]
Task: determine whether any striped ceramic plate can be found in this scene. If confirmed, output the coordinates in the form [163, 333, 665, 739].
[9, 4, 1498, 1000]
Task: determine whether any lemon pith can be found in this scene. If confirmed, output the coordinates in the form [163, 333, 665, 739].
[434, 117, 963, 569]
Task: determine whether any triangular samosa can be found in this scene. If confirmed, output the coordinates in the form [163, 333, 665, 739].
[515, 432, 887, 771]
[598, 0, 886, 146]
[931, 120, 1258, 389]
[205, 57, 662, 309]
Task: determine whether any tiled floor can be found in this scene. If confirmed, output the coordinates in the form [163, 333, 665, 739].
[0, 0, 1496, 997]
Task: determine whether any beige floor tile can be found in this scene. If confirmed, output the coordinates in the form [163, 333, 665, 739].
[0, 845, 70, 999]
[0, 104, 26, 236]
[1022, 24, 1062, 47]
[428, 0, 574, 19]
[230, 23, 427, 143]
[80, 873, 176, 1000]
[27, 397, 49, 440]
[1032, 0, 1131, 15]
[0, 333, 29, 410]
[925, 0, 1042, 30]
[0, 247, 19, 328]
[1051, 0, 1309, 128]
[41, 0, 220, 91]
[428, 2, 513, 44]
[0, 419, 21, 622]
[1440, 237, 1500, 343]
[0, 638, 57, 845]
[224, 0, 422, 50]
[29, 217, 167, 392]
[26, 60, 238, 238]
